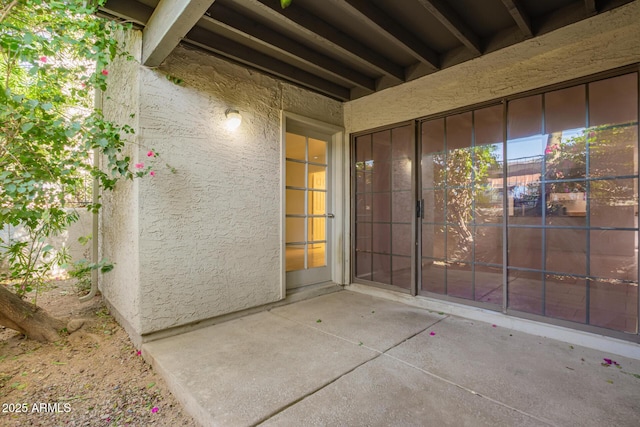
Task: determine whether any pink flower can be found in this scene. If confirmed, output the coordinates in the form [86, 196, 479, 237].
[429, 331, 436, 336]
[492, 324, 497, 328]
[147, 150, 155, 157]
[40, 56, 47, 63]
[544, 147, 552, 155]
[101, 69, 109, 76]
[150, 171, 156, 177]
[81, 82, 86, 88]
[151, 407, 159, 413]
[136, 350, 141, 356]
[135, 163, 144, 169]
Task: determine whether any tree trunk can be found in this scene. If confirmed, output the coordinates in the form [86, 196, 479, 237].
[0, 285, 65, 342]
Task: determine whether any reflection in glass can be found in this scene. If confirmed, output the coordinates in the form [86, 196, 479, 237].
[590, 179, 637, 228]
[392, 256, 411, 289]
[475, 105, 503, 146]
[545, 275, 586, 323]
[372, 223, 391, 254]
[590, 230, 638, 282]
[392, 191, 412, 223]
[422, 119, 444, 154]
[589, 280, 638, 333]
[372, 192, 390, 222]
[422, 258, 446, 294]
[392, 125, 412, 159]
[474, 226, 502, 264]
[422, 153, 445, 189]
[446, 225, 472, 262]
[589, 124, 637, 178]
[372, 254, 391, 284]
[447, 262, 472, 300]
[356, 222, 371, 252]
[356, 251, 372, 280]
[392, 158, 411, 190]
[422, 224, 445, 259]
[508, 227, 542, 270]
[392, 223, 412, 256]
[422, 190, 444, 223]
[475, 265, 503, 305]
[545, 229, 586, 276]
[446, 112, 472, 150]
[508, 270, 543, 315]
[589, 74, 638, 127]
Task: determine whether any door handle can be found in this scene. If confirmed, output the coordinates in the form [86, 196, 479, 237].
[327, 213, 335, 218]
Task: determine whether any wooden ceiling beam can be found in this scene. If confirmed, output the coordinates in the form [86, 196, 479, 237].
[500, 0, 533, 37]
[243, 0, 405, 82]
[341, 0, 439, 70]
[185, 26, 351, 101]
[204, 4, 375, 91]
[142, 0, 216, 67]
[415, 0, 481, 55]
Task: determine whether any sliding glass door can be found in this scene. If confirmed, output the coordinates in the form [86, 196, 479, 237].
[352, 70, 639, 338]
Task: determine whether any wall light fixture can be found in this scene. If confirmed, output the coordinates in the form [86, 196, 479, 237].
[225, 108, 242, 130]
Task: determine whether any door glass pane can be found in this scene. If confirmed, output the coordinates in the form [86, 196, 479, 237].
[286, 217, 305, 243]
[286, 133, 306, 160]
[589, 124, 637, 178]
[286, 245, 305, 271]
[286, 161, 305, 188]
[475, 265, 503, 304]
[447, 262, 472, 300]
[590, 280, 638, 333]
[392, 256, 411, 289]
[286, 189, 305, 215]
[475, 105, 503, 146]
[422, 258, 445, 294]
[308, 191, 326, 215]
[508, 95, 542, 140]
[308, 165, 326, 189]
[308, 217, 325, 242]
[545, 229, 586, 276]
[308, 243, 326, 268]
[309, 138, 327, 164]
[446, 112, 472, 150]
[589, 74, 638, 127]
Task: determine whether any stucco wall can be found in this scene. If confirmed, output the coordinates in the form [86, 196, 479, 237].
[102, 34, 342, 337]
[99, 30, 143, 339]
[344, 1, 640, 133]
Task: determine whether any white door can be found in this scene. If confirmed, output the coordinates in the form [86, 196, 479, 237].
[285, 127, 333, 288]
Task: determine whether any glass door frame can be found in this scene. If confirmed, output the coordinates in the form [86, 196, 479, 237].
[281, 112, 346, 296]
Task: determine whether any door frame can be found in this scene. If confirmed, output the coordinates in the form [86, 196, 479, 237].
[280, 111, 346, 298]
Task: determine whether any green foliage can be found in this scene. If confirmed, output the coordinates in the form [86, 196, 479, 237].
[0, 1, 148, 300]
[280, 0, 292, 9]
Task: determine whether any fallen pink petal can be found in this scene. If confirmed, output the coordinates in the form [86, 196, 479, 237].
[147, 150, 155, 157]
[429, 331, 436, 336]
[101, 69, 109, 75]
[135, 163, 144, 169]
[151, 407, 159, 413]
[603, 358, 612, 365]
[492, 324, 497, 328]
[136, 350, 141, 356]
[40, 56, 47, 63]
[150, 171, 156, 177]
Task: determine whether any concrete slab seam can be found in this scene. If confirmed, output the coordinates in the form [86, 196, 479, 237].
[381, 352, 558, 427]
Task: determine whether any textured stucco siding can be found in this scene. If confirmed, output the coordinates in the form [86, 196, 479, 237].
[99, 30, 143, 338]
[345, 1, 640, 133]
[103, 39, 342, 336]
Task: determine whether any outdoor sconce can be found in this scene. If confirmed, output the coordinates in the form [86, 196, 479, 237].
[225, 108, 242, 130]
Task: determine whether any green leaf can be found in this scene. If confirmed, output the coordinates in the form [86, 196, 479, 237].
[21, 122, 35, 132]
[281, 0, 292, 8]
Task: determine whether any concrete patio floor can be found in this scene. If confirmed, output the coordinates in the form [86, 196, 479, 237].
[142, 290, 640, 427]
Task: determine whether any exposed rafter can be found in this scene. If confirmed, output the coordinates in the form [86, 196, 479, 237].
[204, 4, 376, 92]
[247, 0, 405, 82]
[185, 26, 351, 101]
[415, 0, 482, 55]
[341, 0, 439, 70]
[500, 0, 533, 37]
[143, 0, 216, 67]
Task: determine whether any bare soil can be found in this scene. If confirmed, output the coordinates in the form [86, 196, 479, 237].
[0, 280, 197, 426]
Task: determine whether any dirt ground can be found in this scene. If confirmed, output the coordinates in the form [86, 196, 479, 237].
[0, 280, 197, 426]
